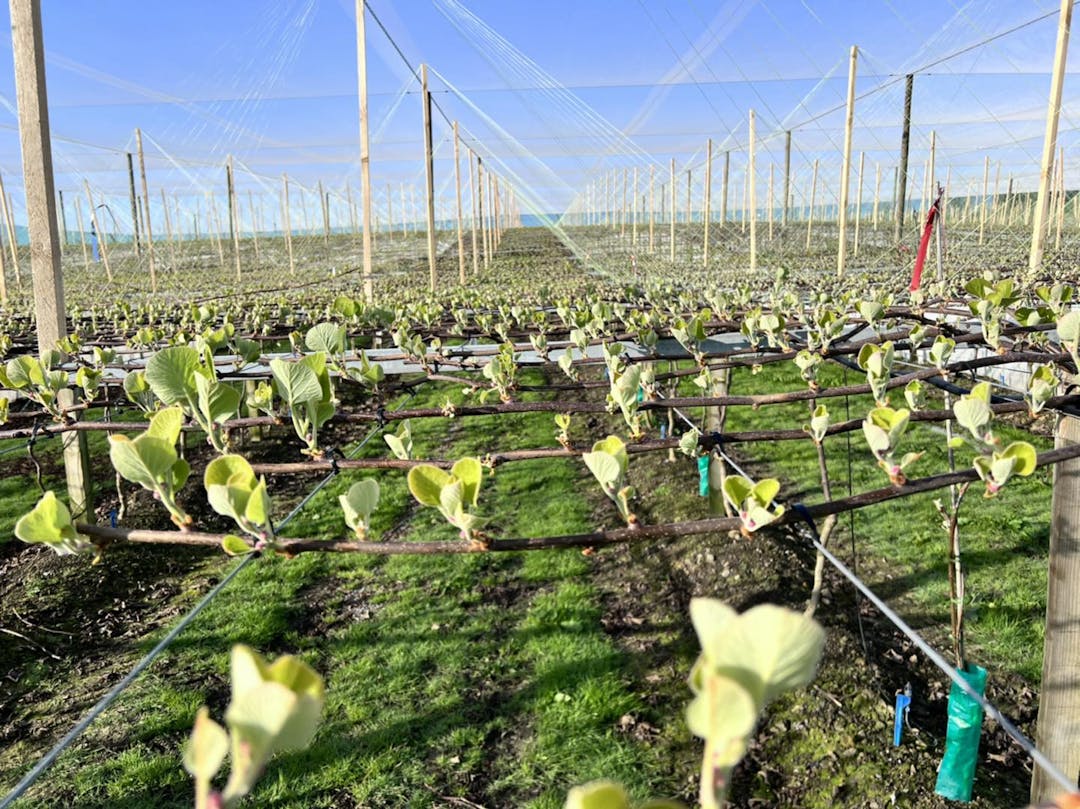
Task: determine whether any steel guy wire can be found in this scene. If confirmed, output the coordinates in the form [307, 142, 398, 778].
[0, 385, 422, 809]
[792, 505, 1076, 796]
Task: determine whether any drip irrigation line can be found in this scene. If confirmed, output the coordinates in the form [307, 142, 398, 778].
[0, 385, 423, 808]
[792, 505, 1076, 796]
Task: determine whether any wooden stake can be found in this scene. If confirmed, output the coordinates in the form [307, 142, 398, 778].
[836, 45, 858, 277]
[853, 151, 865, 257]
[478, 157, 488, 269]
[421, 63, 437, 291]
[1030, 0, 1073, 274]
[806, 158, 818, 251]
[721, 150, 730, 224]
[74, 203, 88, 271]
[83, 180, 111, 281]
[669, 158, 676, 263]
[748, 109, 757, 273]
[703, 138, 712, 267]
[453, 121, 466, 284]
[135, 127, 156, 291]
[248, 190, 259, 263]
[12, 0, 92, 521]
[979, 154, 990, 245]
[161, 188, 176, 269]
[469, 150, 479, 275]
[227, 157, 241, 280]
[873, 161, 881, 230]
[318, 180, 329, 245]
[648, 163, 655, 253]
[0, 173, 19, 280]
[894, 73, 914, 243]
[1032, 414, 1080, 803]
[767, 162, 774, 241]
[281, 173, 295, 276]
[126, 152, 141, 256]
[782, 130, 791, 227]
[632, 166, 639, 246]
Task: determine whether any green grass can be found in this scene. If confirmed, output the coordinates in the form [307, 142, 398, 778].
[3, 372, 686, 808]
[717, 359, 1053, 681]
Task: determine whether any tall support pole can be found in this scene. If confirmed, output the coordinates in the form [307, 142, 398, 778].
[0, 173, 19, 279]
[767, 162, 775, 241]
[669, 158, 676, 263]
[74, 203, 88, 271]
[248, 189, 260, 263]
[281, 173, 295, 276]
[1031, 0, 1073, 274]
[421, 63, 437, 291]
[782, 130, 792, 227]
[873, 162, 882, 229]
[836, 45, 858, 277]
[469, 150, 479, 275]
[806, 159, 819, 251]
[453, 121, 466, 285]
[979, 155, 990, 246]
[56, 188, 67, 249]
[853, 151, 865, 256]
[927, 130, 937, 220]
[135, 127, 156, 291]
[894, 73, 914, 243]
[126, 152, 141, 256]
[478, 157, 488, 269]
[83, 181, 111, 281]
[648, 163, 655, 253]
[1032, 414, 1080, 803]
[720, 151, 730, 224]
[11, 0, 92, 521]
[318, 180, 330, 245]
[632, 166, 639, 246]
[703, 138, 712, 267]
[991, 160, 1003, 227]
[386, 182, 394, 240]
[748, 110, 757, 273]
[621, 167, 628, 238]
[227, 156, 241, 281]
[162, 187, 177, 268]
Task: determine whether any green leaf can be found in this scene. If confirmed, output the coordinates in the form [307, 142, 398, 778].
[109, 434, 176, 490]
[205, 454, 256, 489]
[305, 322, 346, 355]
[145, 405, 185, 445]
[221, 534, 253, 556]
[953, 396, 992, 438]
[751, 478, 780, 507]
[685, 672, 759, 743]
[14, 491, 82, 553]
[564, 781, 631, 809]
[689, 598, 738, 670]
[1001, 441, 1037, 477]
[1058, 310, 1080, 342]
[583, 451, 621, 489]
[245, 477, 270, 526]
[384, 433, 409, 460]
[408, 465, 450, 506]
[439, 479, 465, 521]
[721, 476, 753, 509]
[145, 346, 200, 406]
[451, 457, 483, 506]
[182, 706, 229, 781]
[270, 358, 323, 407]
[341, 479, 380, 523]
[196, 374, 241, 424]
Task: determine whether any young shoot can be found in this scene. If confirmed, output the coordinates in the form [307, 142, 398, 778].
[407, 458, 486, 545]
[583, 435, 636, 527]
[109, 405, 193, 528]
[862, 406, 922, 486]
[721, 475, 785, 536]
[951, 381, 1037, 497]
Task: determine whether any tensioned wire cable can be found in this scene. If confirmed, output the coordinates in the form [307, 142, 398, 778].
[0, 388, 421, 809]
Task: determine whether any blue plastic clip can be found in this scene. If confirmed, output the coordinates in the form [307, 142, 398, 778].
[894, 683, 912, 746]
[660, 424, 667, 440]
[109, 508, 118, 528]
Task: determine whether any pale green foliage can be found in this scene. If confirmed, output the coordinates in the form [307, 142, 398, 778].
[678, 429, 701, 458]
[270, 353, 336, 457]
[671, 309, 711, 366]
[929, 335, 955, 371]
[903, 379, 925, 411]
[862, 406, 922, 486]
[145, 345, 240, 453]
[0, 353, 69, 419]
[952, 381, 1038, 496]
[554, 412, 572, 448]
[563, 781, 684, 809]
[339, 479, 380, 540]
[123, 370, 157, 413]
[407, 458, 485, 541]
[14, 491, 89, 556]
[204, 455, 273, 546]
[184, 645, 324, 808]
[857, 341, 894, 405]
[1026, 364, 1059, 416]
[687, 599, 825, 808]
[480, 342, 519, 402]
[793, 349, 821, 388]
[965, 275, 1017, 352]
[384, 420, 413, 460]
[803, 404, 830, 444]
[582, 435, 636, 526]
[721, 475, 784, 535]
[108, 405, 192, 528]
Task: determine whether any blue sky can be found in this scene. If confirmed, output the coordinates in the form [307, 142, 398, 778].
[0, 0, 1071, 233]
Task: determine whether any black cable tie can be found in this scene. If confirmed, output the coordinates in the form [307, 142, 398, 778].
[27, 421, 42, 449]
[327, 447, 341, 475]
[433, 358, 441, 375]
[790, 503, 821, 541]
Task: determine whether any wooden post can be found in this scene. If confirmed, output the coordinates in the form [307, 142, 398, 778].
[161, 188, 176, 268]
[748, 109, 757, 273]
[1030, 0, 1073, 274]
[782, 130, 791, 227]
[247, 189, 260, 263]
[11, 0, 92, 521]
[721, 150, 730, 224]
[1057, 146, 1067, 249]
[979, 154, 990, 245]
[453, 121, 466, 284]
[1032, 414, 1080, 803]
[83, 180, 111, 281]
[648, 163, 655, 253]
[74, 202, 88, 270]
[703, 138, 712, 267]
[806, 158, 819, 251]
[281, 173, 295, 275]
[632, 166, 639, 246]
[0, 173, 19, 279]
[894, 73, 913, 243]
[227, 157, 241, 281]
[469, 150, 479, 275]
[57, 188, 67, 249]
[853, 151, 865, 256]
[126, 152, 141, 256]
[767, 162, 774, 241]
[135, 127, 156, 291]
[421, 64, 437, 291]
[478, 157, 488, 269]
[836, 45, 858, 277]
[318, 180, 329, 245]
[669, 158, 676, 263]
[873, 162, 882, 229]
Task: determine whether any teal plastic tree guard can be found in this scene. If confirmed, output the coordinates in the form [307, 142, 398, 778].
[934, 663, 987, 802]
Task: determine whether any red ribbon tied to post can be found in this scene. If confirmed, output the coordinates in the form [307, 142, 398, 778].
[909, 186, 944, 292]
